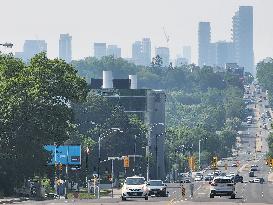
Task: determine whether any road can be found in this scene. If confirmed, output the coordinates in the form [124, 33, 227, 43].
[13, 84, 273, 205]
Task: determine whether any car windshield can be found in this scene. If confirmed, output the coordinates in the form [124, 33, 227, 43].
[126, 178, 145, 185]
[214, 178, 232, 183]
[149, 181, 163, 186]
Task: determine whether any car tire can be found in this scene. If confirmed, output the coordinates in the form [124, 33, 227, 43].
[121, 196, 126, 201]
[210, 193, 214, 198]
[231, 193, 236, 199]
[145, 196, 148, 200]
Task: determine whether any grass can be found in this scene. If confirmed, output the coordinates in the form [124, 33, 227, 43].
[67, 189, 111, 199]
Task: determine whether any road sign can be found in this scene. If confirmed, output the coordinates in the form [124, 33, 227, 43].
[123, 156, 129, 168]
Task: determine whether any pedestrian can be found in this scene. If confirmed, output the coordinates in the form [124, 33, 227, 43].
[190, 183, 194, 198]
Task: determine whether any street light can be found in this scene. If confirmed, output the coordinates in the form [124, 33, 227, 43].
[198, 138, 208, 171]
[98, 127, 123, 187]
[147, 122, 165, 181]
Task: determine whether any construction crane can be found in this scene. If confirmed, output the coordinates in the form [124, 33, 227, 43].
[162, 27, 170, 46]
[0, 42, 13, 48]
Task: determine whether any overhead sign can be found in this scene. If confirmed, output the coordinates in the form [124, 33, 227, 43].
[44, 145, 81, 165]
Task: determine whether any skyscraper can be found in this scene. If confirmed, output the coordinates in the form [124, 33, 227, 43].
[132, 41, 143, 65]
[132, 38, 151, 66]
[155, 47, 170, 67]
[232, 6, 254, 73]
[59, 34, 72, 63]
[142, 38, 151, 66]
[94, 43, 107, 59]
[15, 40, 47, 62]
[107, 45, 121, 58]
[183, 46, 191, 64]
[216, 41, 235, 67]
[198, 22, 211, 67]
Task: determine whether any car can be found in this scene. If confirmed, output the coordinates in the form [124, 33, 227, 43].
[180, 177, 191, 183]
[250, 167, 258, 171]
[229, 172, 235, 177]
[249, 171, 255, 177]
[204, 175, 214, 181]
[233, 174, 243, 183]
[209, 177, 236, 199]
[249, 178, 263, 183]
[194, 175, 202, 181]
[121, 176, 149, 201]
[147, 180, 168, 197]
[251, 164, 258, 168]
[231, 163, 238, 167]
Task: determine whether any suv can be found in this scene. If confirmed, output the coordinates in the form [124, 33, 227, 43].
[121, 176, 148, 201]
[210, 177, 236, 199]
[147, 180, 168, 197]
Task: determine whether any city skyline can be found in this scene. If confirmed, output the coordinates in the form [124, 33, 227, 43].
[0, 0, 272, 64]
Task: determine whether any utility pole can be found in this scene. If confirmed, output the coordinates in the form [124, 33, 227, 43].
[155, 134, 158, 179]
[134, 135, 136, 175]
[198, 140, 201, 171]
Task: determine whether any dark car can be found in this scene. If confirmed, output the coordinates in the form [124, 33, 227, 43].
[180, 177, 191, 183]
[204, 175, 214, 181]
[249, 171, 255, 177]
[250, 167, 258, 171]
[233, 174, 243, 183]
[147, 180, 168, 197]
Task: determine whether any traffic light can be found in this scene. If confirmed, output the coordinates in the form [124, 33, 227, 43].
[212, 156, 218, 169]
[124, 156, 129, 168]
[188, 156, 196, 171]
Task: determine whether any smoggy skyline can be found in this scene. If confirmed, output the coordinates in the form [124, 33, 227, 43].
[1, 0, 272, 64]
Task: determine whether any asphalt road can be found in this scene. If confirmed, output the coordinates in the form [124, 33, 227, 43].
[15, 84, 273, 205]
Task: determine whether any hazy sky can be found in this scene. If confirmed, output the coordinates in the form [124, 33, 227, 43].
[1, 0, 272, 64]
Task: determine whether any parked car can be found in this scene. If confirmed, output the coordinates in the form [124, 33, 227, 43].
[249, 171, 255, 177]
[233, 174, 243, 183]
[147, 180, 168, 197]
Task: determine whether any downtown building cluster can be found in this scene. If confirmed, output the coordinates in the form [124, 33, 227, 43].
[198, 6, 254, 74]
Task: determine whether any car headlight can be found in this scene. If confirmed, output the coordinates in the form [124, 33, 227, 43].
[148, 187, 151, 190]
[160, 188, 163, 191]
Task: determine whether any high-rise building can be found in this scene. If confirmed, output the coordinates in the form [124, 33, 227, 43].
[107, 45, 121, 58]
[94, 43, 107, 59]
[142, 38, 151, 66]
[59, 34, 72, 63]
[155, 47, 170, 67]
[183, 46, 191, 64]
[132, 41, 143, 65]
[216, 41, 235, 67]
[232, 6, 254, 73]
[15, 40, 47, 62]
[198, 22, 211, 67]
[132, 38, 151, 66]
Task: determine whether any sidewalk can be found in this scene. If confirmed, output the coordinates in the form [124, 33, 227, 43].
[0, 197, 27, 204]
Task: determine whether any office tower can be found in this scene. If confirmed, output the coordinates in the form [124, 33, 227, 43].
[155, 47, 170, 67]
[142, 38, 151, 66]
[16, 40, 47, 62]
[107, 45, 121, 58]
[132, 41, 143, 65]
[198, 22, 211, 67]
[216, 41, 235, 67]
[232, 6, 254, 73]
[175, 57, 188, 67]
[208, 43, 217, 66]
[132, 38, 151, 66]
[94, 43, 107, 59]
[59, 34, 72, 63]
[183, 46, 191, 64]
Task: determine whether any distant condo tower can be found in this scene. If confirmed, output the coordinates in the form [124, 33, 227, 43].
[59, 34, 72, 63]
[198, 22, 211, 67]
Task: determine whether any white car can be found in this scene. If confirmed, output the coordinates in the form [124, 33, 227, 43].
[210, 177, 236, 199]
[194, 175, 202, 181]
[121, 176, 149, 201]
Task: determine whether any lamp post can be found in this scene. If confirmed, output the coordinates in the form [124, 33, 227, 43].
[147, 122, 165, 181]
[198, 138, 208, 171]
[98, 128, 123, 187]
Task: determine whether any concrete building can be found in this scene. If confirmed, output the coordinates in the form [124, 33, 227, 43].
[15, 40, 47, 62]
[232, 6, 254, 74]
[175, 57, 188, 67]
[198, 22, 211, 67]
[216, 41, 235, 67]
[89, 71, 166, 180]
[155, 47, 170, 67]
[132, 41, 143, 65]
[132, 38, 151, 66]
[107, 45, 121, 58]
[183, 46, 191, 64]
[59, 34, 72, 63]
[94, 43, 107, 59]
[142, 38, 151, 66]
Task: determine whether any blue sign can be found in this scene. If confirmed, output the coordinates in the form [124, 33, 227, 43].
[44, 145, 81, 165]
